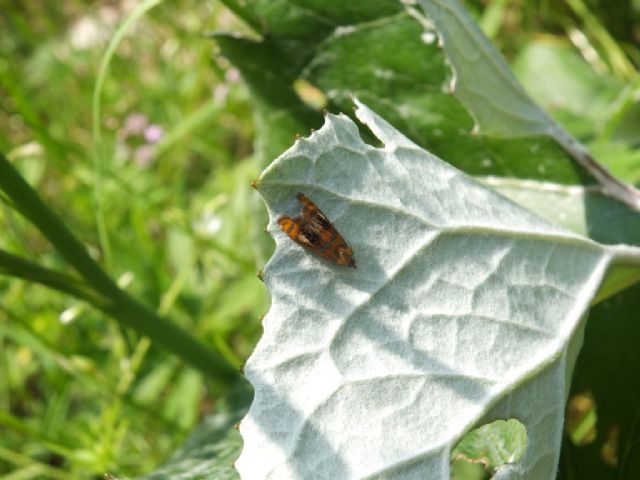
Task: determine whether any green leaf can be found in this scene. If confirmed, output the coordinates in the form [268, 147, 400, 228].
[589, 140, 640, 186]
[213, 33, 324, 165]
[512, 40, 622, 138]
[215, 0, 585, 184]
[237, 101, 639, 478]
[452, 419, 527, 476]
[416, 0, 640, 210]
[218, 0, 640, 230]
[559, 283, 640, 479]
[136, 379, 252, 480]
[416, 0, 555, 137]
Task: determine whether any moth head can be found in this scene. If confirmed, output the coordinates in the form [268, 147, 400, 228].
[336, 245, 356, 268]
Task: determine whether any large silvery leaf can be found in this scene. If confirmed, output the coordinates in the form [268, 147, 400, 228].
[236, 101, 639, 479]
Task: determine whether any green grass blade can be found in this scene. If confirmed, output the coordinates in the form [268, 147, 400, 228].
[0, 249, 105, 306]
[0, 152, 239, 383]
[92, 0, 163, 272]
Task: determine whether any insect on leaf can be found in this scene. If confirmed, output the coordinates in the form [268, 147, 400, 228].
[238, 100, 615, 479]
[277, 193, 356, 268]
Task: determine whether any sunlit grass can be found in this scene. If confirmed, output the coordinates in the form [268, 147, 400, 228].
[1, 1, 268, 477]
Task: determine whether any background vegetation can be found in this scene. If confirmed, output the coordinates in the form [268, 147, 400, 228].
[0, 0, 638, 479]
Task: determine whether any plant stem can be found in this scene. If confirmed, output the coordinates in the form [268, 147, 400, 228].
[549, 125, 640, 211]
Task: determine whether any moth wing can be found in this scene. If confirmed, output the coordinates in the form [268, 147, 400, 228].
[311, 209, 333, 232]
[295, 220, 323, 249]
[297, 193, 324, 220]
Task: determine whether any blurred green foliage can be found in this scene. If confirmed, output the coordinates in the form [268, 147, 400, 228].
[0, 0, 639, 479]
[1, 1, 268, 477]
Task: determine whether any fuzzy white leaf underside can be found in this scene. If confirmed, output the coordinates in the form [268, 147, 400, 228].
[236, 101, 610, 479]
